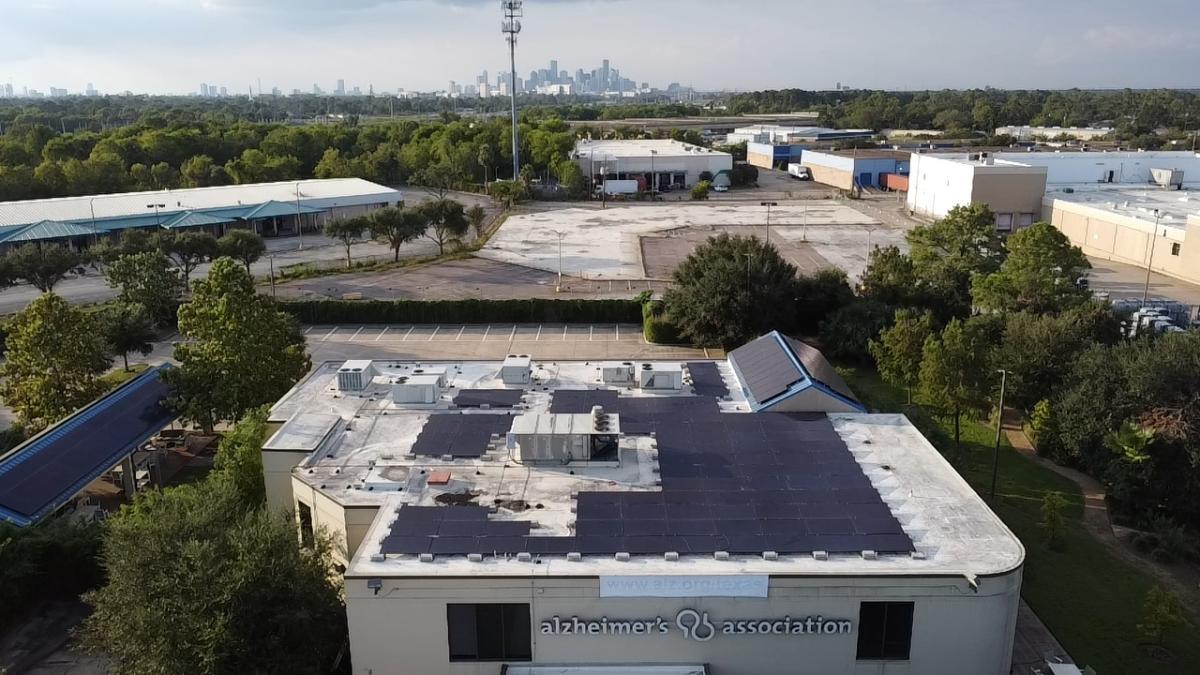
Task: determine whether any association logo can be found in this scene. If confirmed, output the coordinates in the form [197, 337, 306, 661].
[540, 609, 852, 642]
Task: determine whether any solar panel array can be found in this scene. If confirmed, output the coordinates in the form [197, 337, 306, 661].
[384, 409, 911, 556]
[0, 369, 176, 523]
[550, 390, 717, 435]
[410, 414, 514, 458]
[685, 362, 729, 399]
[453, 389, 525, 409]
[727, 335, 803, 403]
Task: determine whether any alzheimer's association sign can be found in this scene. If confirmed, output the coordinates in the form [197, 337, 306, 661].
[540, 609, 853, 642]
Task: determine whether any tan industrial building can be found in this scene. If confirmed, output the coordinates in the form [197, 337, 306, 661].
[262, 334, 1024, 675]
[906, 152, 1048, 230]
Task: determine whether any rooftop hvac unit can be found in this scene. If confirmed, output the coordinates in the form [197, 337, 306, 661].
[500, 354, 532, 385]
[601, 361, 635, 384]
[392, 374, 442, 404]
[1151, 168, 1184, 190]
[337, 360, 374, 391]
[409, 366, 447, 388]
[639, 363, 683, 390]
[507, 411, 621, 464]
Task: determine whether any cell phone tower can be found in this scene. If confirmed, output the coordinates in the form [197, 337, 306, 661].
[502, 0, 522, 180]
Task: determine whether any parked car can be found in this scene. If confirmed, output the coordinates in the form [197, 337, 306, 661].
[712, 184, 729, 193]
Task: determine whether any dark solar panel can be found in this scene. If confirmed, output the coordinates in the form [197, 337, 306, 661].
[686, 362, 729, 399]
[410, 414, 513, 458]
[453, 389, 525, 409]
[728, 335, 803, 403]
[549, 389, 618, 414]
[0, 367, 176, 524]
[381, 411, 912, 557]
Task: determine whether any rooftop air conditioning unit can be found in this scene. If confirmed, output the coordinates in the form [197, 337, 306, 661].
[337, 360, 374, 391]
[1151, 168, 1184, 190]
[409, 366, 448, 388]
[601, 361, 635, 384]
[392, 374, 441, 404]
[507, 411, 621, 464]
[500, 354, 532, 385]
[639, 363, 683, 390]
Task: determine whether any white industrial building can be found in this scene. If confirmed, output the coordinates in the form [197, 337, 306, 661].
[572, 139, 732, 192]
[0, 178, 401, 246]
[261, 333, 1024, 675]
[725, 125, 873, 145]
[994, 125, 1114, 142]
[906, 152, 1049, 229]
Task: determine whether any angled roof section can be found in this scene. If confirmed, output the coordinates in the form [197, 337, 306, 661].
[239, 200, 324, 220]
[161, 210, 236, 230]
[727, 331, 864, 413]
[0, 365, 177, 527]
[0, 219, 98, 243]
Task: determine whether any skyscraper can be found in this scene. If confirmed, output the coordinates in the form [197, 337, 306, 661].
[601, 59, 610, 91]
[200, 83, 208, 96]
[549, 60, 558, 83]
[336, 79, 345, 96]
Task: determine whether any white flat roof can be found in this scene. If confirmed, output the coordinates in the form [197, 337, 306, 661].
[0, 178, 399, 227]
[574, 139, 730, 160]
[1047, 185, 1199, 228]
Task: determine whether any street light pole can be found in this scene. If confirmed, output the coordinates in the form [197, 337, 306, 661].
[650, 149, 656, 196]
[1142, 209, 1162, 303]
[147, 202, 165, 229]
[760, 201, 777, 243]
[89, 197, 98, 245]
[295, 182, 305, 251]
[554, 230, 565, 292]
[268, 254, 277, 298]
[990, 369, 1008, 502]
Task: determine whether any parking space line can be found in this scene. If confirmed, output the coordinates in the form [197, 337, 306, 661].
[428, 326, 440, 341]
[589, 325, 594, 341]
[351, 326, 364, 341]
[615, 324, 619, 340]
[536, 324, 542, 340]
[562, 325, 568, 341]
[321, 326, 338, 342]
[403, 326, 415, 341]
[455, 325, 465, 341]
[375, 326, 389, 342]
[482, 325, 491, 341]
[510, 325, 516, 340]
[304, 326, 314, 335]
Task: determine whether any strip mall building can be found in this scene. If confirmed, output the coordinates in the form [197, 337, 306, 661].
[263, 332, 1024, 675]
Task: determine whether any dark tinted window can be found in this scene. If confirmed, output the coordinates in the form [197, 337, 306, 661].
[297, 502, 314, 547]
[447, 603, 532, 662]
[857, 601, 913, 660]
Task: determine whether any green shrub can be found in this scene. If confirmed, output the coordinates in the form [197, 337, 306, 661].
[642, 300, 685, 345]
[278, 298, 643, 325]
[0, 518, 104, 628]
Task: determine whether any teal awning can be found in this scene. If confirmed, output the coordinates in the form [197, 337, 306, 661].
[161, 210, 236, 230]
[0, 219, 99, 243]
[239, 200, 324, 220]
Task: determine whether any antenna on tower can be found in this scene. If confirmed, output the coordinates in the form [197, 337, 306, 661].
[501, 0, 523, 180]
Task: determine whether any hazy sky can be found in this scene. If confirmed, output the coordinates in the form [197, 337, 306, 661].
[2, 0, 1198, 95]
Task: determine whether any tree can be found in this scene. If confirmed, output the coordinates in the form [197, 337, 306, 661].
[101, 303, 157, 372]
[81, 478, 346, 675]
[793, 268, 856, 334]
[212, 407, 270, 507]
[166, 258, 310, 432]
[104, 251, 184, 327]
[489, 179, 529, 207]
[906, 204, 1005, 317]
[159, 230, 218, 285]
[663, 233, 798, 349]
[0, 293, 110, 431]
[5, 244, 85, 292]
[870, 308, 935, 403]
[369, 207, 427, 262]
[1136, 586, 1185, 646]
[554, 161, 587, 199]
[217, 229, 266, 275]
[465, 204, 487, 240]
[691, 180, 711, 200]
[972, 221, 1091, 314]
[817, 299, 894, 362]
[323, 216, 368, 268]
[1039, 491, 1068, 549]
[917, 317, 995, 448]
[858, 245, 926, 308]
[477, 144, 496, 184]
[417, 198, 469, 255]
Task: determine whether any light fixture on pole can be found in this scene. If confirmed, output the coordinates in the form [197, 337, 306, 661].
[294, 182, 305, 251]
[990, 369, 1008, 501]
[760, 201, 777, 242]
[553, 229, 566, 292]
[501, 0, 523, 180]
[649, 149, 657, 195]
[146, 203, 165, 229]
[1142, 208, 1161, 303]
[89, 197, 99, 245]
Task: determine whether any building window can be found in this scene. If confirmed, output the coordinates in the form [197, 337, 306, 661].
[856, 602, 914, 660]
[447, 603, 532, 662]
[297, 501, 314, 547]
[1018, 213, 1036, 229]
[1171, 243, 1181, 256]
[995, 213, 1014, 232]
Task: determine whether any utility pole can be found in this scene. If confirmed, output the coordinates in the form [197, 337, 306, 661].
[760, 201, 777, 243]
[295, 182, 305, 251]
[554, 230, 565, 292]
[990, 369, 1007, 501]
[146, 202, 165, 229]
[502, 1, 523, 180]
[1142, 209, 1161, 303]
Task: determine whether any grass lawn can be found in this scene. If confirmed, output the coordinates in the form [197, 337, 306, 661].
[838, 364, 1200, 674]
[98, 363, 150, 389]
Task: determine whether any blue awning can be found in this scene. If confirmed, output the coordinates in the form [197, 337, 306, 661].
[161, 210, 236, 230]
[0, 365, 177, 527]
[0, 219, 99, 243]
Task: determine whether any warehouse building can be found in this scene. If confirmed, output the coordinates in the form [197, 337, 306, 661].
[725, 125, 873, 146]
[1045, 186, 1200, 285]
[262, 334, 1024, 675]
[906, 152, 1048, 230]
[798, 150, 910, 191]
[572, 140, 732, 192]
[994, 125, 1114, 142]
[0, 178, 401, 248]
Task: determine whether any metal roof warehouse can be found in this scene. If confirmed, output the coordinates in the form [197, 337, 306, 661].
[0, 178, 401, 245]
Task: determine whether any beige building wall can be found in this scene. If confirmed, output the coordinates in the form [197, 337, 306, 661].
[970, 171, 1047, 223]
[343, 570, 1022, 675]
[292, 477, 380, 565]
[1047, 199, 1198, 284]
[747, 152, 775, 170]
[805, 164, 854, 191]
[262, 449, 308, 515]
